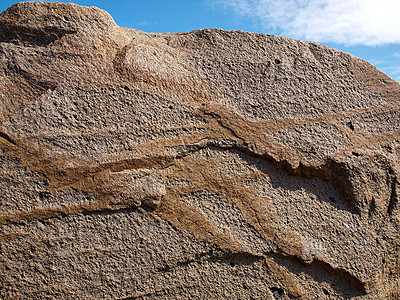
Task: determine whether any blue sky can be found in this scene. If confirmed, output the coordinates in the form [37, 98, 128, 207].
[1, 0, 399, 82]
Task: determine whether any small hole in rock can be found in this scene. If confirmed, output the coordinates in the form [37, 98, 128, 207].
[274, 59, 281, 64]
[39, 191, 51, 200]
[270, 287, 284, 299]
[230, 262, 235, 267]
[352, 151, 361, 157]
[329, 197, 336, 203]
[323, 289, 329, 295]
[346, 121, 355, 131]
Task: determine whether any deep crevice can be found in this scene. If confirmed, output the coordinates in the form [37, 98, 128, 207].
[0, 131, 17, 146]
[269, 252, 367, 298]
[156, 248, 263, 274]
[387, 175, 398, 218]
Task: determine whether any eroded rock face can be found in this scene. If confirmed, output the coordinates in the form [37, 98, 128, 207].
[1, 2, 399, 299]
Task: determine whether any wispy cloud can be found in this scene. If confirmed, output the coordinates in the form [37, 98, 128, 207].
[373, 63, 400, 82]
[215, 0, 400, 46]
[383, 66, 400, 75]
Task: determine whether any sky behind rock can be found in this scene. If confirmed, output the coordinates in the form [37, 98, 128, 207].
[1, 0, 399, 81]
[217, 0, 400, 46]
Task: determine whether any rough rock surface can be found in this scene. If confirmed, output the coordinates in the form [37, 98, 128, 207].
[1, 2, 400, 299]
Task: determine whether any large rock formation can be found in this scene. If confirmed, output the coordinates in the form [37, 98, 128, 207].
[1, 2, 399, 299]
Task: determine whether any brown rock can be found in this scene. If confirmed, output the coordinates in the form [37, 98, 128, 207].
[0, 2, 399, 299]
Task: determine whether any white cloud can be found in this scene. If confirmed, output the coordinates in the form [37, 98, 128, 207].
[217, 0, 400, 45]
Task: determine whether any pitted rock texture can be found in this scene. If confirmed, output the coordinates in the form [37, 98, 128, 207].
[1, 2, 400, 299]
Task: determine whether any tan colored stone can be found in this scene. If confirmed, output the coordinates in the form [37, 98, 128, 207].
[0, 2, 399, 299]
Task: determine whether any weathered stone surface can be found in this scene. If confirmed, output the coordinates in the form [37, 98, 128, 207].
[1, 2, 399, 299]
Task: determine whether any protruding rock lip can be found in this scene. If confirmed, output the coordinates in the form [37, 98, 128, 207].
[0, 1, 117, 46]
